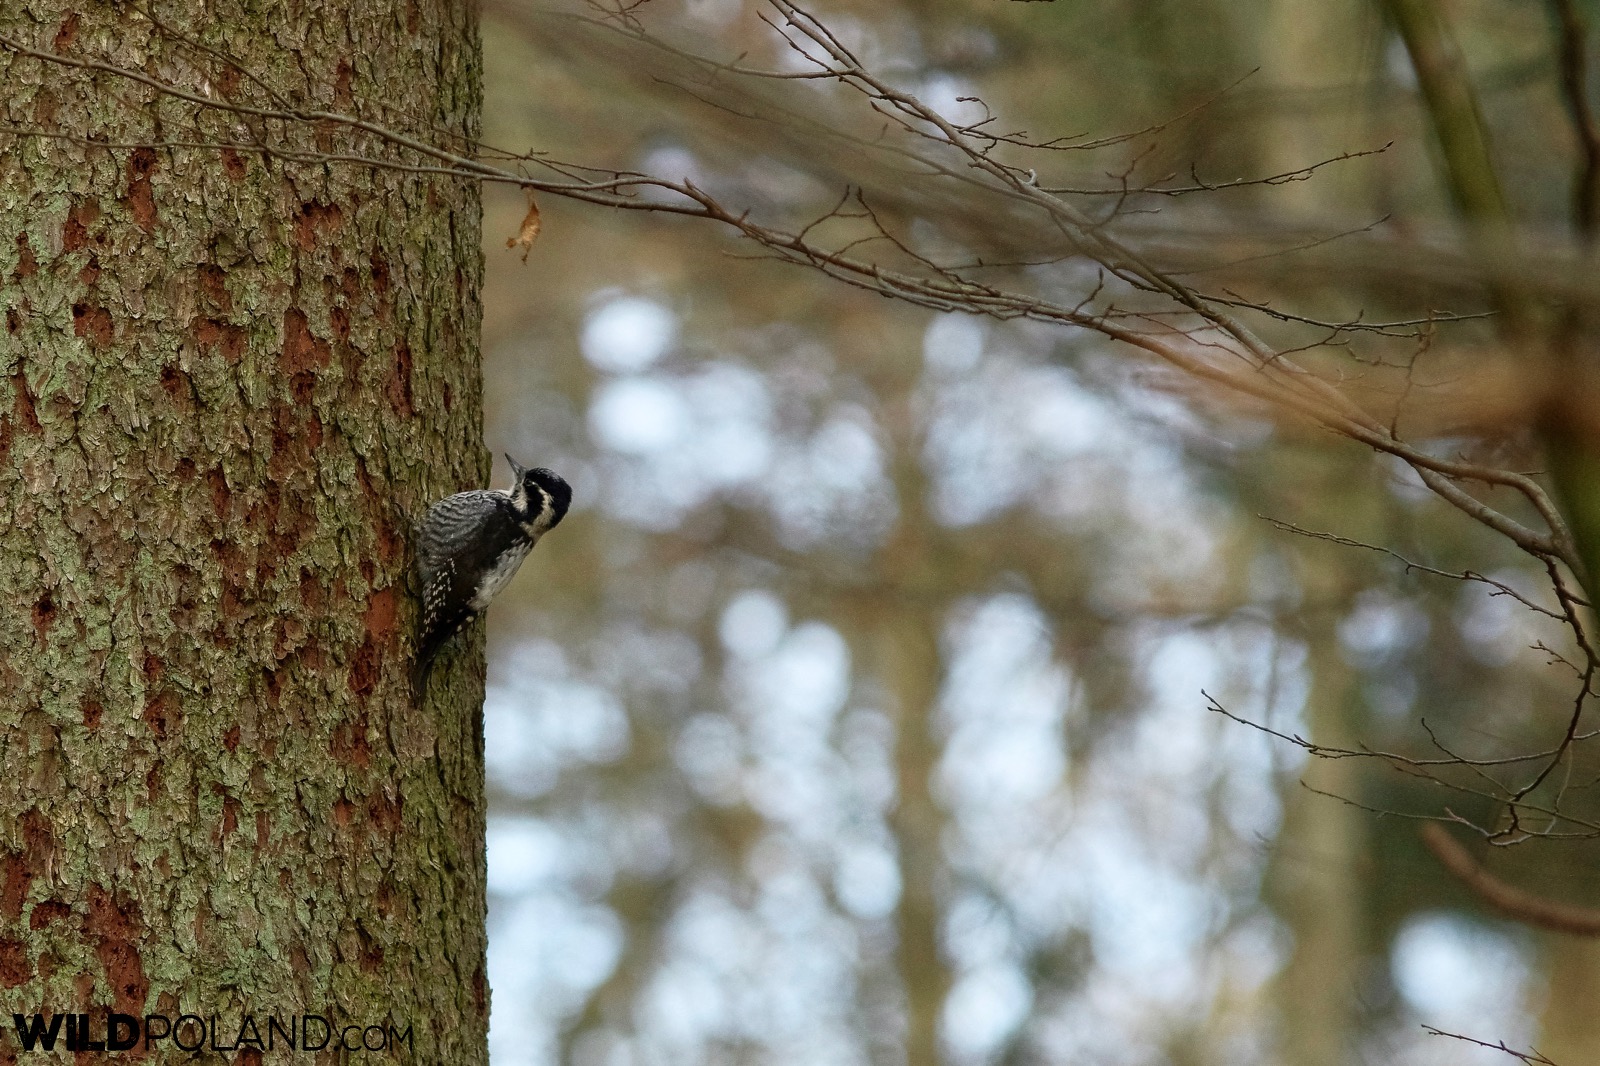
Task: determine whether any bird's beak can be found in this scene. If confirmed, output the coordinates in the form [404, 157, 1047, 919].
[505, 453, 527, 479]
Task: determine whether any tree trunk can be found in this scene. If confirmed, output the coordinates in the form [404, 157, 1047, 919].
[869, 365, 952, 1066]
[1257, 0, 1374, 215]
[1267, 639, 1365, 1066]
[0, 2, 486, 1061]
[1536, 936, 1600, 1065]
[869, 602, 949, 1066]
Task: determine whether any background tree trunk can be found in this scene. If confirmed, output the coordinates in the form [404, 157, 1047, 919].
[1536, 936, 1600, 1065]
[0, 2, 487, 1060]
[872, 342, 953, 1066]
[1266, 638, 1366, 1066]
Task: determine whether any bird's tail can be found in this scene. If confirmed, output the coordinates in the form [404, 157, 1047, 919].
[411, 649, 437, 704]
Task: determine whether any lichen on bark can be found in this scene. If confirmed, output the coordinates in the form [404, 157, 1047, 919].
[0, 2, 489, 1060]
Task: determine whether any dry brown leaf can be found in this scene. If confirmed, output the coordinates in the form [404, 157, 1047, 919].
[507, 195, 541, 262]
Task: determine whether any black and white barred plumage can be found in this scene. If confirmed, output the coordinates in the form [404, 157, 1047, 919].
[413, 456, 572, 691]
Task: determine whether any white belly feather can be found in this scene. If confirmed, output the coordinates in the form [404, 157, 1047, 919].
[470, 541, 533, 611]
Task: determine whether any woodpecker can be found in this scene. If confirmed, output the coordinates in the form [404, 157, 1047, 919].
[413, 455, 572, 692]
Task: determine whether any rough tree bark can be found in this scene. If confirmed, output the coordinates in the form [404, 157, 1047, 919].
[0, 1, 487, 1061]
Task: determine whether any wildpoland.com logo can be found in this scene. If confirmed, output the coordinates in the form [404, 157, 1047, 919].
[8, 1012, 413, 1054]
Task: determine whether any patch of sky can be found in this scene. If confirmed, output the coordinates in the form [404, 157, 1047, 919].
[720, 589, 788, 659]
[939, 594, 1068, 813]
[832, 837, 900, 920]
[484, 640, 631, 799]
[922, 318, 1123, 526]
[487, 891, 623, 1066]
[943, 962, 1035, 1061]
[1339, 588, 1430, 669]
[1455, 569, 1557, 669]
[638, 884, 868, 1066]
[589, 360, 774, 525]
[764, 403, 896, 548]
[582, 296, 678, 374]
[1390, 912, 1533, 1059]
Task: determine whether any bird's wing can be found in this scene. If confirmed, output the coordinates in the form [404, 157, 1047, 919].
[415, 490, 520, 679]
[417, 490, 502, 580]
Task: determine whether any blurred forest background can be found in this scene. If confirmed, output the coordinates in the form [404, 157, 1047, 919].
[470, 1, 1600, 1064]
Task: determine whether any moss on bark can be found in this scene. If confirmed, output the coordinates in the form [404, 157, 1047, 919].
[0, 2, 488, 1060]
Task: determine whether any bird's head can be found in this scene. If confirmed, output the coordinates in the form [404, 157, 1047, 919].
[507, 454, 573, 533]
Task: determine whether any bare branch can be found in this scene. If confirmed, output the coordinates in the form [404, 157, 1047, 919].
[1042, 143, 1395, 198]
[1260, 516, 1568, 619]
[1423, 1026, 1561, 1066]
[5, 2, 1593, 711]
[1421, 823, 1600, 936]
